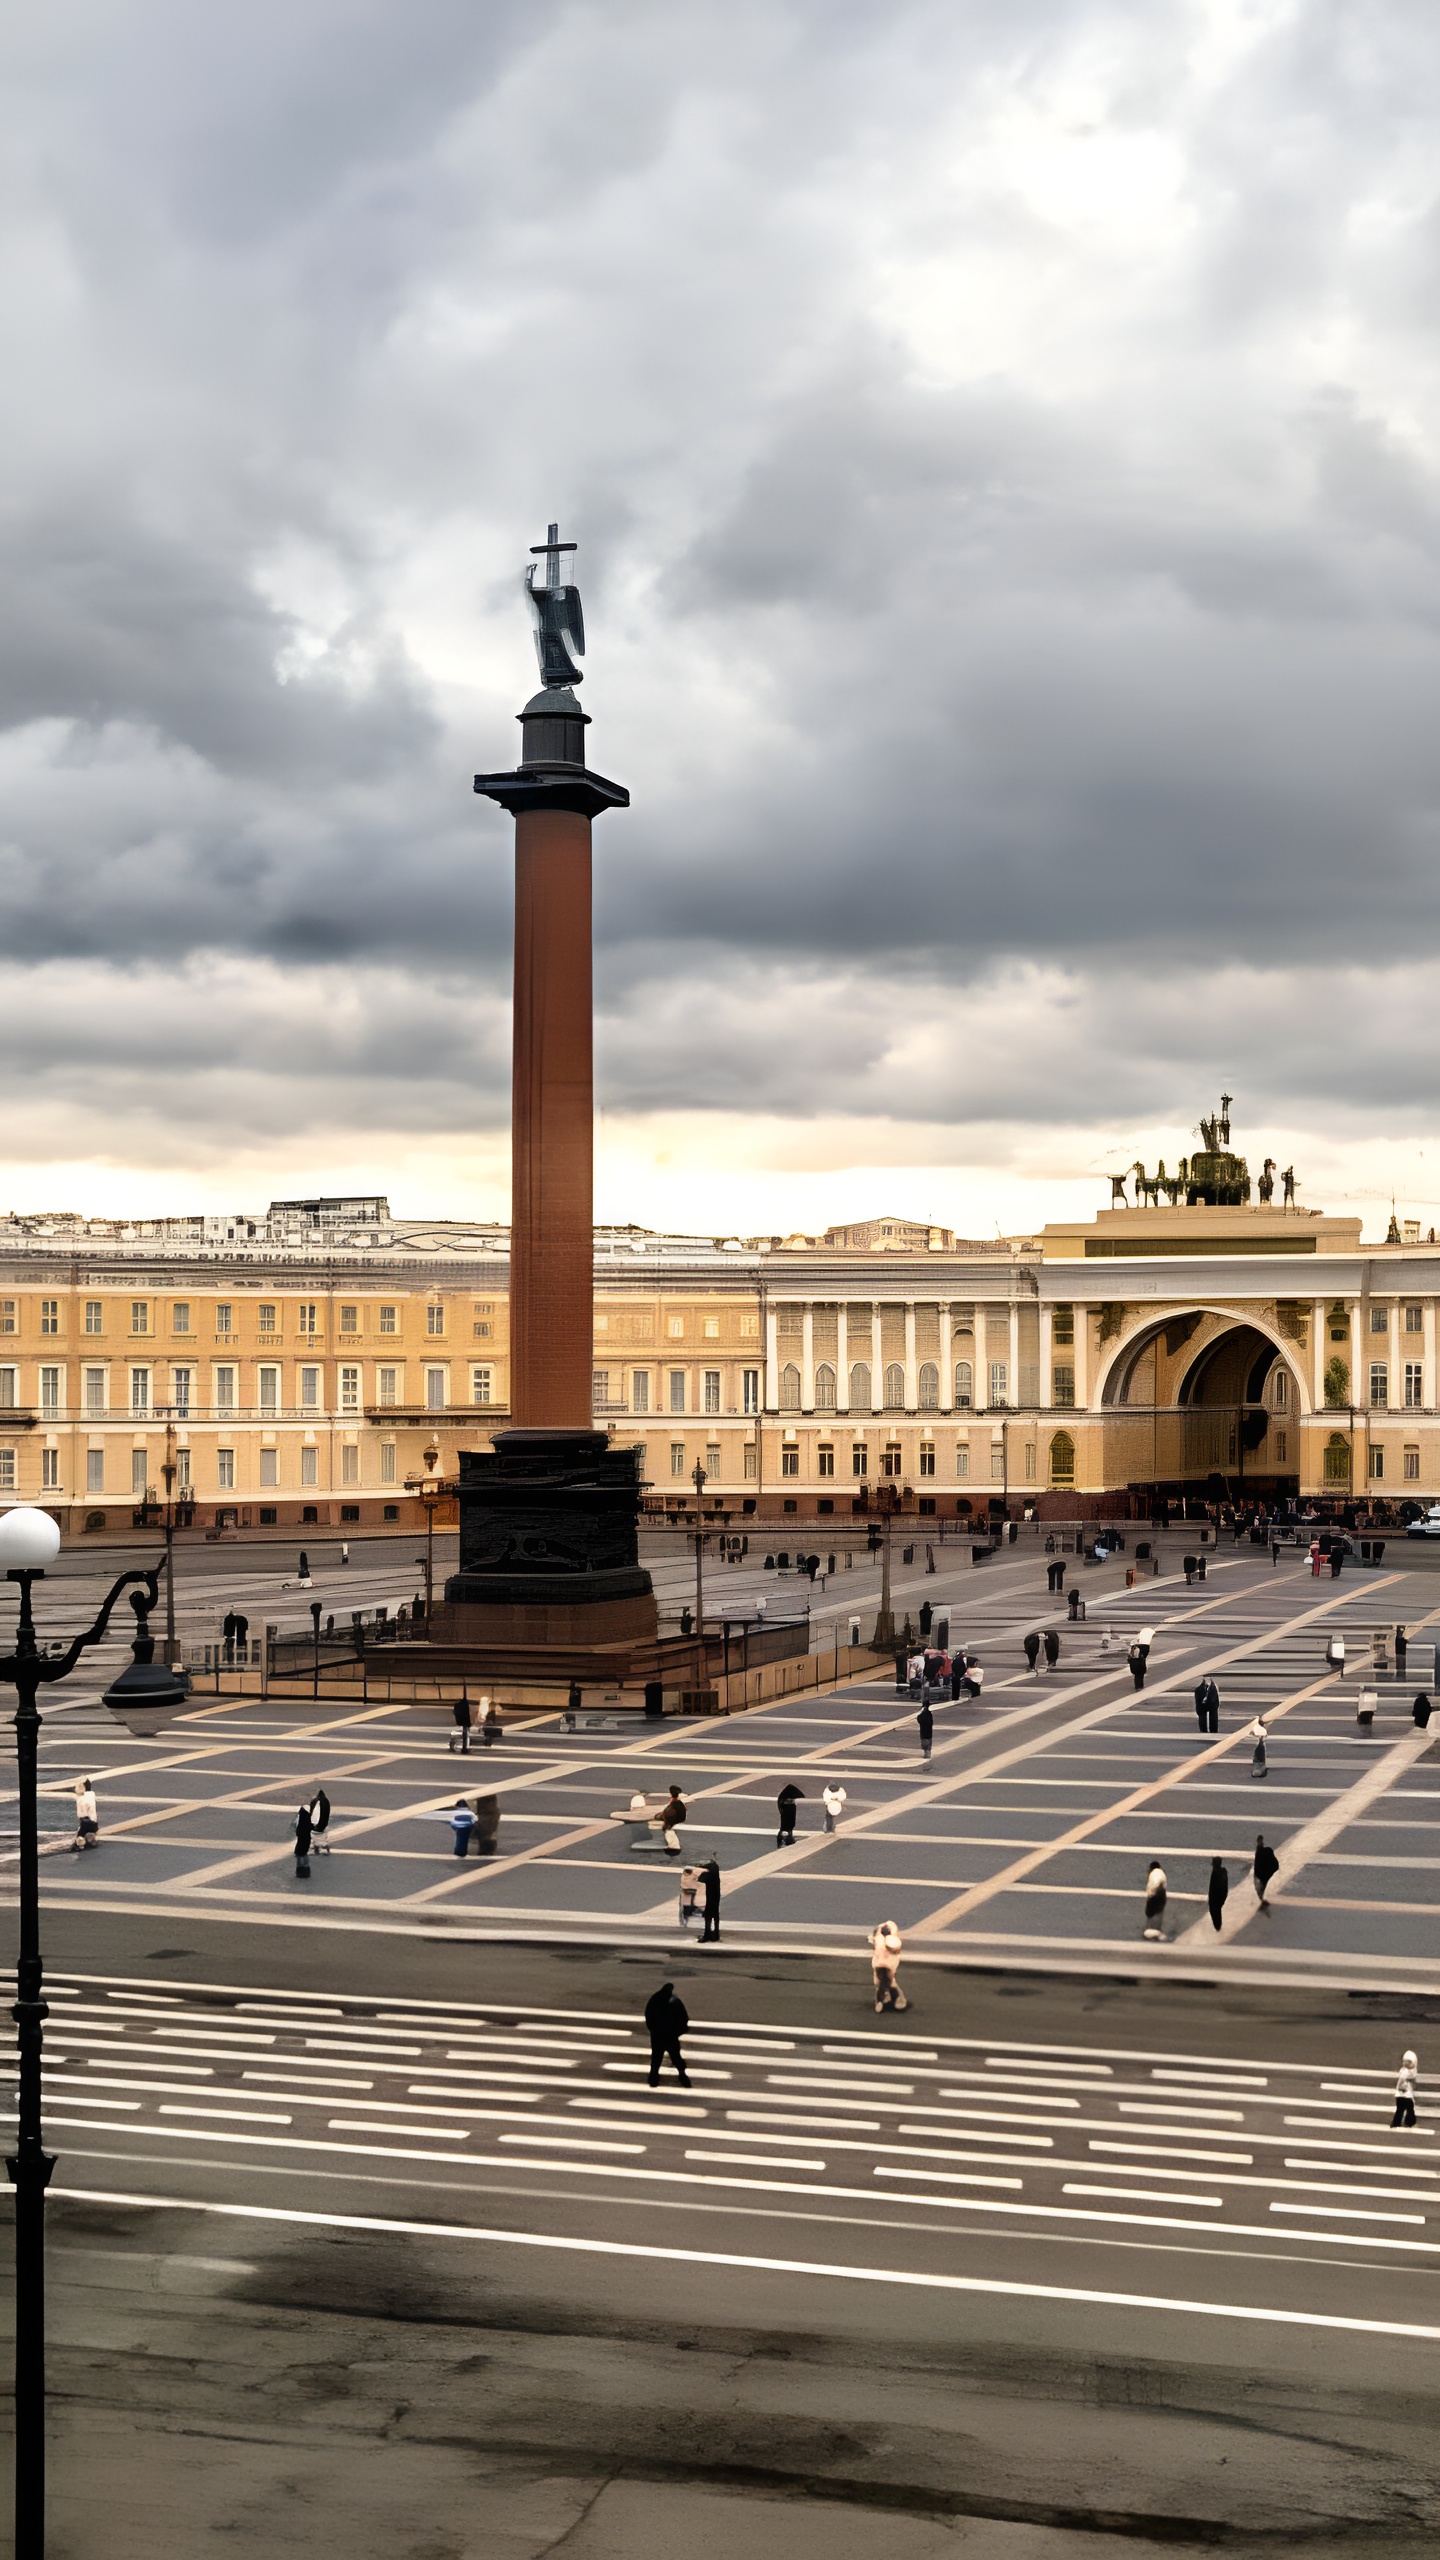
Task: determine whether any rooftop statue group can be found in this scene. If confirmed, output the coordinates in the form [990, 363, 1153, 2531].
[1108, 1097, 1297, 1212]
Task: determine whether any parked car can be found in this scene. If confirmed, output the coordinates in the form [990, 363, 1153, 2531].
[1407, 1507, 1440, 1539]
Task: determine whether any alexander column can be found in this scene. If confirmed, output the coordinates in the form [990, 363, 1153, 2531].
[443, 527, 657, 1650]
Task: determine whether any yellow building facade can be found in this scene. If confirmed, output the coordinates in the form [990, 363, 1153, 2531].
[0, 1190, 1435, 1534]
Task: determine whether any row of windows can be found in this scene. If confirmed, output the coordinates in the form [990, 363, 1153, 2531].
[593, 1368, 761, 1415]
[0, 1441, 413, 1495]
[0, 1365, 494, 1414]
[775, 1360, 1076, 1412]
[0, 1299, 487, 1338]
[1368, 1363, 1426, 1408]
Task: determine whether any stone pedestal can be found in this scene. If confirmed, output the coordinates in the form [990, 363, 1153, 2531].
[443, 1428, 658, 1649]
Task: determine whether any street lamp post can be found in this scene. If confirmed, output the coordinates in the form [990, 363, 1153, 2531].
[160, 1420, 179, 1667]
[691, 1462, 707, 1635]
[871, 1482, 898, 1647]
[408, 1440, 443, 1619]
[0, 1508, 188, 2560]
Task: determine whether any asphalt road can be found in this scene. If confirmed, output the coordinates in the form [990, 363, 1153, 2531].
[12, 1916, 1440, 2558]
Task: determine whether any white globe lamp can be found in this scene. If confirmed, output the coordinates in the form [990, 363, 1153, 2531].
[0, 1508, 62, 1572]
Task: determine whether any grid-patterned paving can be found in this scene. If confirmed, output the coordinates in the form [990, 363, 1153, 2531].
[20, 1548, 1440, 1967]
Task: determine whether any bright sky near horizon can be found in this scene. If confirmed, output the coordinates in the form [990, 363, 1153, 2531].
[4, 1, 1440, 1244]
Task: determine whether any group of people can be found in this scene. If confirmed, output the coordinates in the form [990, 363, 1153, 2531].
[904, 1647, 983, 1701]
[292, 1785, 331, 1873]
[449, 1694, 503, 1752]
[1142, 1837, 1279, 1939]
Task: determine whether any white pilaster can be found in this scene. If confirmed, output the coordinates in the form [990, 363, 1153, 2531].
[1425, 1300, 1436, 1414]
[837, 1305, 849, 1412]
[903, 1302, 917, 1410]
[1039, 1304, 1053, 1409]
[1009, 1301, 1020, 1408]
[801, 1303, 815, 1412]
[1311, 1298, 1326, 1412]
[870, 1303, 883, 1413]
[938, 1303, 952, 1412]
[765, 1302, 779, 1412]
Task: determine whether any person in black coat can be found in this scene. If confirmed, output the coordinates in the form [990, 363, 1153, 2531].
[222, 1610, 238, 1664]
[309, 1785, 332, 1853]
[1412, 1693, 1433, 1729]
[1128, 1643, 1146, 1691]
[1194, 1677, 1220, 1734]
[916, 1701, 934, 1760]
[1024, 1631, 1041, 1673]
[451, 1695, 473, 1753]
[1207, 1856, 1229, 1931]
[645, 1982, 691, 2085]
[1043, 1630, 1061, 1672]
[775, 1784, 804, 1845]
[1253, 1835, 1279, 1908]
[293, 1801, 313, 1877]
[700, 1857, 722, 1942]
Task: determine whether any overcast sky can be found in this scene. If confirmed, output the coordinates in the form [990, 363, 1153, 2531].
[4, 0, 1440, 1239]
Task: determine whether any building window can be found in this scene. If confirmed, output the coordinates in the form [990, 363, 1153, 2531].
[704, 1370, 721, 1414]
[427, 1305, 445, 1335]
[0, 1369, 14, 1409]
[340, 1366, 360, 1412]
[1049, 1430, 1075, 1487]
[991, 1445, 1005, 1479]
[743, 1369, 759, 1414]
[704, 1442, 721, 1477]
[815, 1363, 836, 1411]
[743, 1442, 757, 1478]
[259, 1305, 276, 1335]
[301, 1367, 320, 1409]
[472, 1367, 492, 1406]
[1369, 1446, 1385, 1480]
[340, 1306, 358, 1334]
[1024, 1443, 1036, 1480]
[781, 1447, 799, 1477]
[297, 1304, 317, 1335]
[1275, 1432, 1287, 1462]
[919, 1444, 936, 1477]
[1323, 1432, 1351, 1484]
[1405, 1361, 1423, 1409]
[131, 1448, 148, 1496]
[1, 1303, 16, 1333]
[260, 1448, 278, 1487]
[1052, 1306, 1074, 1346]
[41, 1449, 59, 1490]
[40, 1301, 58, 1336]
[669, 1371, 686, 1413]
[1406, 1305, 1423, 1333]
[377, 1367, 398, 1406]
[1370, 1362, 1388, 1408]
[956, 1443, 969, 1477]
[381, 1443, 396, 1483]
[703, 1317, 719, 1339]
[259, 1507, 278, 1525]
[0, 1450, 14, 1492]
[130, 1369, 150, 1414]
[852, 1442, 868, 1477]
[954, 1360, 973, 1408]
[86, 1449, 104, 1493]
[670, 1441, 686, 1476]
[1405, 1445, 1420, 1480]
[1273, 1368, 1288, 1410]
[85, 1302, 103, 1335]
[176, 1448, 190, 1489]
[216, 1448, 235, 1489]
[342, 1445, 359, 1484]
[215, 1304, 233, 1335]
[172, 1303, 190, 1335]
[818, 1444, 835, 1477]
[84, 1368, 106, 1414]
[780, 1362, 801, 1411]
[172, 1367, 192, 1414]
[1372, 1304, 1389, 1333]
[474, 1320, 491, 1338]
[883, 1445, 902, 1477]
[989, 1362, 1008, 1407]
[592, 1367, 612, 1411]
[884, 1362, 905, 1411]
[668, 1317, 684, 1338]
[380, 1306, 397, 1334]
[918, 1361, 939, 1411]
[849, 1361, 872, 1409]
[40, 1368, 59, 1414]
[214, 1366, 235, 1412]
[257, 1366, 278, 1414]
[301, 1446, 318, 1486]
[425, 1367, 447, 1410]
[633, 1371, 650, 1413]
[1052, 1365, 1075, 1409]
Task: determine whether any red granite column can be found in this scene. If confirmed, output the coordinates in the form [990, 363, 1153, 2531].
[510, 805, 594, 1429]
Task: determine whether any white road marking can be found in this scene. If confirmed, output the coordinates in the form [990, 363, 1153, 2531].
[1064, 2184, 1222, 2208]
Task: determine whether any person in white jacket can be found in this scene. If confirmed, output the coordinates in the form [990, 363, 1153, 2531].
[870, 1920, 907, 2011]
[70, 1779, 99, 1853]
[1392, 2050, 1419, 2130]
[822, 1784, 847, 1833]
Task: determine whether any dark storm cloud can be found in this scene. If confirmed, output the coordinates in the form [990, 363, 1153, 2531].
[4, 0, 1440, 1175]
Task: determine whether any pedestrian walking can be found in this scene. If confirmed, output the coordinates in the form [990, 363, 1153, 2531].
[480, 1699, 502, 1746]
[678, 1865, 700, 1927]
[645, 1981, 691, 2085]
[1043, 1629, 1060, 1672]
[1143, 1859, 1167, 1940]
[1194, 1677, 1220, 1734]
[309, 1783, 332, 1853]
[1249, 1716, 1269, 1778]
[916, 1700, 934, 1760]
[1136, 1627, 1154, 1669]
[661, 1784, 687, 1854]
[1324, 1635, 1346, 1674]
[1253, 1833, 1279, 1906]
[1183, 1555, 1197, 1586]
[1310, 1539, 1322, 1577]
[822, 1783, 847, 1832]
[1395, 1625, 1409, 1677]
[776, 1783, 804, 1845]
[1391, 2049, 1419, 2130]
[1207, 1855, 1229, 1932]
[294, 1800, 313, 1878]
[222, 1609, 238, 1665]
[297, 1549, 311, 1586]
[1413, 1693, 1433, 1728]
[1329, 1546, 1343, 1578]
[70, 1778, 99, 1853]
[949, 1654, 965, 1700]
[870, 1920, 907, 2011]
[962, 1658, 985, 1702]
[1023, 1630, 1041, 1672]
[1271, 1536, 1281, 1567]
[450, 1694, 473, 1753]
[448, 1798, 475, 1857]
[700, 1856, 722, 1941]
[340, 1542, 350, 1567]
[233, 1611, 249, 1661]
[1127, 1642, 1147, 1692]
